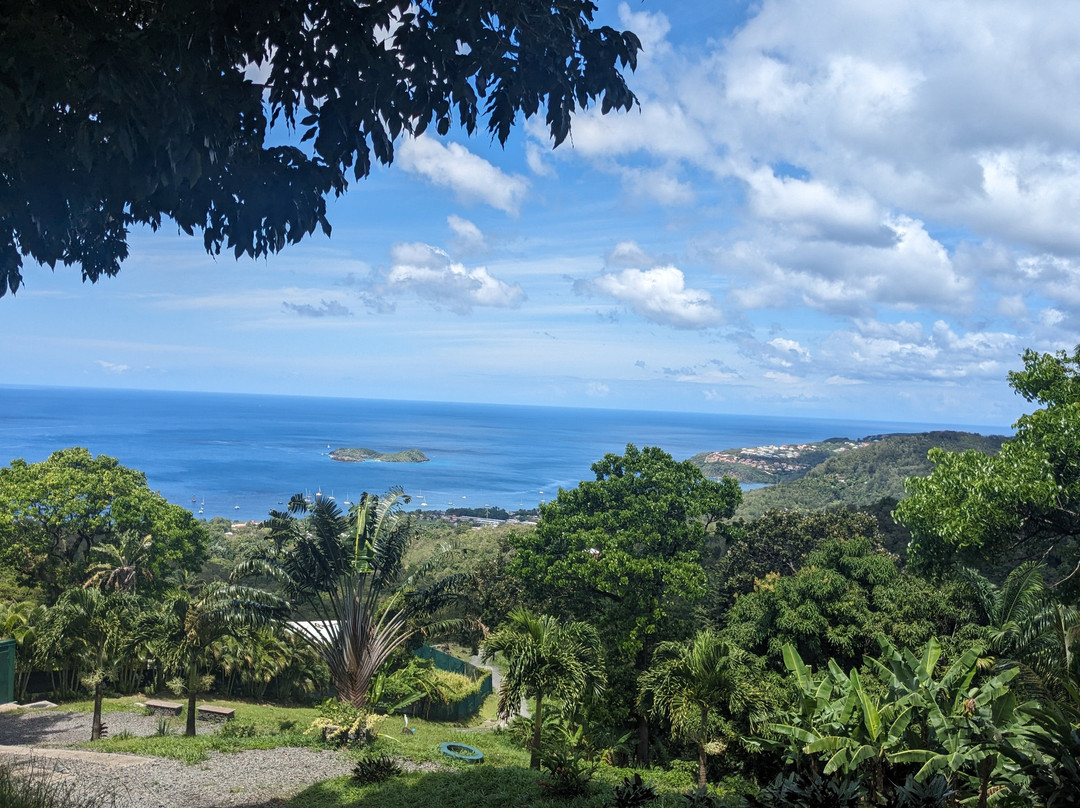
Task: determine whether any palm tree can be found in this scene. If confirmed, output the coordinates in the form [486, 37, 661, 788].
[481, 607, 605, 769]
[638, 630, 755, 786]
[244, 490, 466, 709]
[83, 531, 155, 593]
[960, 561, 1080, 699]
[40, 588, 139, 740]
[147, 580, 286, 736]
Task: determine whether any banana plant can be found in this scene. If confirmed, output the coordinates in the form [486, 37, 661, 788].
[766, 644, 926, 803]
[871, 636, 1029, 806]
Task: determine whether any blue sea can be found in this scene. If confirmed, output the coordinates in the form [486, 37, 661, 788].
[0, 386, 1011, 521]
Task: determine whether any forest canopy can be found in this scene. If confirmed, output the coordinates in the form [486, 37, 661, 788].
[0, 0, 640, 296]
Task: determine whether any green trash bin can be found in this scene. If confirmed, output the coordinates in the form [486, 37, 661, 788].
[0, 638, 14, 704]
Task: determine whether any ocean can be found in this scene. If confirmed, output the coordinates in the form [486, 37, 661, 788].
[0, 386, 1010, 521]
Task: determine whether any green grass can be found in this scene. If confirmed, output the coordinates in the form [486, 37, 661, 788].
[288, 763, 724, 808]
[87, 728, 316, 764]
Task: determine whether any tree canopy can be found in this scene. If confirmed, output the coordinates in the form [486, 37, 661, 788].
[0, 0, 640, 296]
[511, 444, 742, 661]
[0, 447, 208, 600]
[896, 347, 1080, 582]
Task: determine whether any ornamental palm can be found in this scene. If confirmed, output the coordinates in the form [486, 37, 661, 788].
[82, 531, 156, 594]
[40, 588, 139, 740]
[481, 607, 605, 769]
[147, 580, 286, 736]
[639, 630, 756, 786]
[248, 490, 467, 709]
[960, 561, 1080, 699]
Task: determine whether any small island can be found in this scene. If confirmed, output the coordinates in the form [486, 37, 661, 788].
[330, 447, 430, 463]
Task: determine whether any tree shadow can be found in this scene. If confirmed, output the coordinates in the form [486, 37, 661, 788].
[0, 710, 87, 746]
[290, 765, 563, 808]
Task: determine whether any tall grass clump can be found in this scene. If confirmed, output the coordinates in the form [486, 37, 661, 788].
[0, 757, 114, 808]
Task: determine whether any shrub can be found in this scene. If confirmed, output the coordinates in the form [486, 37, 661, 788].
[741, 771, 865, 808]
[217, 720, 256, 739]
[306, 699, 381, 748]
[539, 744, 596, 799]
[610, 772, 658, 807]
[351, 753, 404, 785]
[681, 785, 720, 808]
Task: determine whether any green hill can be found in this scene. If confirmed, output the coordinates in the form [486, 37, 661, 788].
[690, 431, 1008, 519]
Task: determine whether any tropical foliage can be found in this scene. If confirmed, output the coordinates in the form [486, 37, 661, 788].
[251, 490, 467, 708]
[482, 607, 605, 769]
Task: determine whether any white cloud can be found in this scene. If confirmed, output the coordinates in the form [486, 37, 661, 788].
[768, 337, 811, 362]
[397, 137, 529, 213]
[719, 216, 972, 317]
[96, 360, 129, 374]
[384, 242, 525, 314]
[576, 265, 723, 329]
[447, 215, 485, 251]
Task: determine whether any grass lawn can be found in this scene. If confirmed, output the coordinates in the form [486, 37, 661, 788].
[43, 694, 742, 806]
[52, 695, 322, 764]
[288, 762, 712, 808]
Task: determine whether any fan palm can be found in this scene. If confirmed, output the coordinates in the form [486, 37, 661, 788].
[481, 607, 605, 769]
[246, 489, 467, 709]
[639, 630, 755, 786]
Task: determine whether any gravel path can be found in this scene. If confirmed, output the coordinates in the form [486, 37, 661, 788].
[0, 710, 355, 808]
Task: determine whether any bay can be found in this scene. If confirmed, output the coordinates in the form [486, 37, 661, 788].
[0, 386, 1010, 521]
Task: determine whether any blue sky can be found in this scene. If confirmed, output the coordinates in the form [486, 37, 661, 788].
[5, 0, 1079, 428]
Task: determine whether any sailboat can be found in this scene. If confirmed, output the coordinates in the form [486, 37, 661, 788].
[419, 488, 427, 506]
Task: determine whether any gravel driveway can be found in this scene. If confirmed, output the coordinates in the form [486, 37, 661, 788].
[0, 710, 354, 808]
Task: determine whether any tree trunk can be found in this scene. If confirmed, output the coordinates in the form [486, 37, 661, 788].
[186, 689, 197, 736]
[530, 692, 544, 769]
[698, 705, 709, 786]
[91, 681, 103, 741]
[185, 658, 198, 737]
[636, 711, 650, 766]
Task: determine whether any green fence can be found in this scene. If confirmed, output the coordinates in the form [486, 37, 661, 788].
[0, 639, 15, 704]
[409, 645, 493, 722]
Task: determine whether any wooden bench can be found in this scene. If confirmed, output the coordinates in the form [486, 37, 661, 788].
[196, 704, 235, 723]
[144, 699, 182, 716]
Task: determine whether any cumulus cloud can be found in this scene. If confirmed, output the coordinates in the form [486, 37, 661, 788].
[96, 360, 129, 374]
[282, 299, 352, 318]
[383, 242, 525, 314]
[575, 265, 723, 329]
[397, 137, 529, 213]
[541, 0, 1080, 368]
[718, 215, 973, 317]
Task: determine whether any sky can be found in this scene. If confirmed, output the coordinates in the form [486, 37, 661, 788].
[4, 0, 1080, 428]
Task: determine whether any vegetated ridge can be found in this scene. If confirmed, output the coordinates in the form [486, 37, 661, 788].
[690, 431, 1009, 519]
[329, 447, 430, 463]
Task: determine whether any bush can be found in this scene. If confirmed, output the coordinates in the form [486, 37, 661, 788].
[741, 771, 865, 808]
[217, 720, 257, 739]
[540, 744, 597, 799]
[352, 753, 404, 785]
[306, 699, 381, 748]
[680, 785, 720, 808]
[610, 772, 659, 807]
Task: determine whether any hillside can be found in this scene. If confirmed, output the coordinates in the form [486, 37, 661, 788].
[693, 431, 1009, 519]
